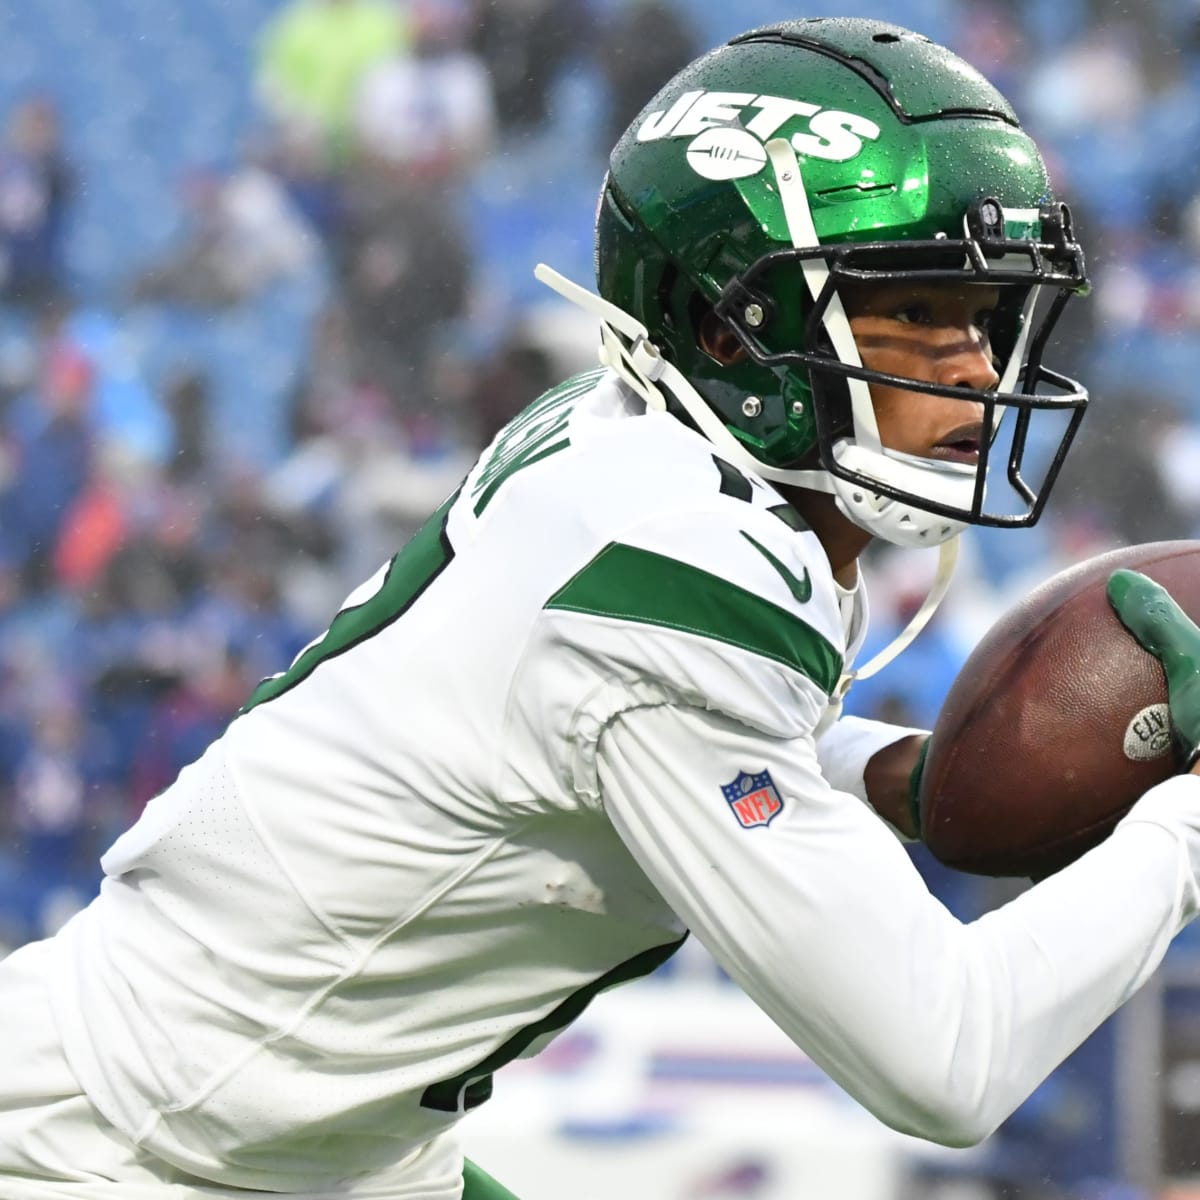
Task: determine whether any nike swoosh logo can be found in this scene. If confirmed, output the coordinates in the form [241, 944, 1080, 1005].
[741, 531, 812, 604]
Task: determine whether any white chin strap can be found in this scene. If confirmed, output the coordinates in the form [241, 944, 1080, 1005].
[835, 533, 959, 698]
[532, 262, 826, 490]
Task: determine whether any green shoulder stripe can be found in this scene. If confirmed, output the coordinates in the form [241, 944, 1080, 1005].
[546, 543, 842, 694]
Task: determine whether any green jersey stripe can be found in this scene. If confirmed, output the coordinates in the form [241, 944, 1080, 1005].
[421, 935, 685, 1113]
[469, 369, 600, 517]
[472, 436, 570, 517]
[546, 543, 843, 693]
[239, 492, 458, 713]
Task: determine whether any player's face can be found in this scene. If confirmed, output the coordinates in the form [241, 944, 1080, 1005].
[841, 282, 1001, 465]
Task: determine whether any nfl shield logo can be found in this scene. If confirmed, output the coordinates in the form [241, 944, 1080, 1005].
[721, 769, 784, 829]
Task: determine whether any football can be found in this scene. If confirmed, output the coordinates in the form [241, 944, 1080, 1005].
[919, 540, 1200, 879]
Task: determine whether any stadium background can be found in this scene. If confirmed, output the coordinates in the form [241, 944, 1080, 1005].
[0, 0, 1198, 1196]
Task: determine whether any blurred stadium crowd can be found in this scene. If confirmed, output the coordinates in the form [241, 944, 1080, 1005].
[0, 0, 1199, 1193]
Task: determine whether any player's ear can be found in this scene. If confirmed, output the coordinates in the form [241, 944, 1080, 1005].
[697, 308, 748, 366]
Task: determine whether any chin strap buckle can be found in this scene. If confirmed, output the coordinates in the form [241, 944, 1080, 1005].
[629, 336, 667, 382]
[597, 323, 669, 412]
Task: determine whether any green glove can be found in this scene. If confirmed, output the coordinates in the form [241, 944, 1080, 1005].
[1107, 568, 1200, 769]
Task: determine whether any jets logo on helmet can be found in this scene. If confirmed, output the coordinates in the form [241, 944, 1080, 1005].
[637, 89, 882, 174]
[685, 129, 767, 181]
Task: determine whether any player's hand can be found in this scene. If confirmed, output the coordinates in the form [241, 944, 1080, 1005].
[1107, 568, 1200, 770]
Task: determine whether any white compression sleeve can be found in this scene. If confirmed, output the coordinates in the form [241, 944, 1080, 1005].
[594, 702, 1200, 1147]
[815, 714, 927, 839]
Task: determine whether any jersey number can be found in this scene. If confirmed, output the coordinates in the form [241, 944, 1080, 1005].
[239, 494, 457, 712]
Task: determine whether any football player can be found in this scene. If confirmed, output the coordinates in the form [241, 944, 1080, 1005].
[4, 17, 1200, 1200]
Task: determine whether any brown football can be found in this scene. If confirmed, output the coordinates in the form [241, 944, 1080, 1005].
[919, 540, 1200, 879]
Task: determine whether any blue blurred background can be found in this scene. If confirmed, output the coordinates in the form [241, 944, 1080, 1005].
[1, 0, 1200, 1196]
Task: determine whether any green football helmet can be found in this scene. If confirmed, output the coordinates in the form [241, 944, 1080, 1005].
[548, 17, 1089, 548]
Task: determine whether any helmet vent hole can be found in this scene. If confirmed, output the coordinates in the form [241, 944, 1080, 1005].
[872, 32, 901, 42]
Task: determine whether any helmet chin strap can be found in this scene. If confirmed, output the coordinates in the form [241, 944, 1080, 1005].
[534, 258, 960, 693]
[833, 534, 960, 698]
[533, 262, 832, 490]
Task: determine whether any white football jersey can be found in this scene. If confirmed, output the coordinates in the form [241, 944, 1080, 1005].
[48, 369, 880, 1191]
[39, 368, 1200, 1193]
